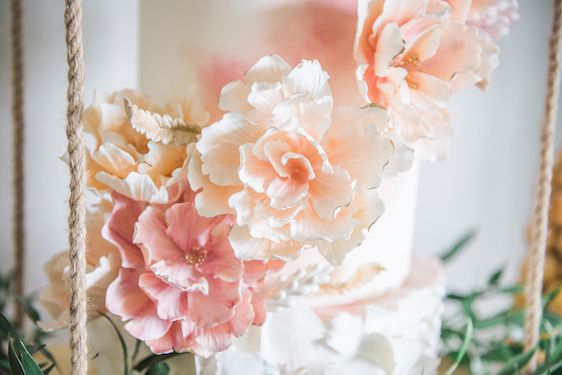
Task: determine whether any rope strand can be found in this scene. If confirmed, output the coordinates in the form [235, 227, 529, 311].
[524, 0, 562, 371]
[10, 0, 26, 329]
[64, 0, 88, 373]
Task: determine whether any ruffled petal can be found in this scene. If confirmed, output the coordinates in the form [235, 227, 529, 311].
[243, 55, 292, 84]
[134, 206, 183, 264]
[374, 23, 405, 77]
[188, 149, 237, 217]
[187, 278, 241, 328]
[139, 273, 188, 321]
[282, 60, 332, 98]
[102, 193, 145, 268]
[197, 113, 264, 186]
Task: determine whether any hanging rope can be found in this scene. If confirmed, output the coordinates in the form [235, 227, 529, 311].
[10, 0, 26, 329]
[524, 0, 562, 371]
[64, 0, 88, 374]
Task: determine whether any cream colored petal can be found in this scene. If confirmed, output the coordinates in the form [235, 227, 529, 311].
[137, 141, 187, 181]
[309, 167, 353, 220]
[219, 80, 253, 114]
[407, 71, 450, 106]
[421, 23, 482, 83]
[188, 149, 237, 217]
[247, 82, 284, 123]
[239, 143, 277, 193]
[229, 188, 262, 226]
[91, 143, 137, 179]
[228, 224, 304, 261]
[292, 203, 357, 242]
[244, 55, 292, 84]
[164, 86, 211, 127]
[324, 107, 392, 191]
[95, 171, 170, 204]
[402, 24, 441, 63]
[282, 60, 332, 99]
[266, 177, 309, 210]
[197, 113, 264, 186]
[374, 23, 405, 77]
[272, 94, 333, 140]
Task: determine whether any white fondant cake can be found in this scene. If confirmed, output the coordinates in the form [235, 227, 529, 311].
[138, 1, 443, 374]
[196, 258, 445, 375]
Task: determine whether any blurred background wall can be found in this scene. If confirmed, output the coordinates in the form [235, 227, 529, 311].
[0, 0, 555, 294]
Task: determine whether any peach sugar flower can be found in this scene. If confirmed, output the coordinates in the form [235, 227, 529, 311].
[83, 89, 209, 203]
[104, 182, 271, 356]
[355, 0, 503, 160]
[188, 55, 393, 266]
[39, 199, 119, 330]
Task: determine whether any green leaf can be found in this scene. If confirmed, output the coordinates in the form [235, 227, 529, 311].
[440, 229, 477, 263]
[146, 362, 170, 375]
[488, 267, 505, 286]
[0, 312, 20, 340]
[132, 340, 142, 362]
[134, 353, 182, 372]
[100, 313, 130, 375]
[42, 363, 56, 375]
[496, 348, 537, 375]
[443, 319, 474, 375]
[473, 309, 524, 330]
[8, 336, 25, 375]
[16, 340, 46, 375]
[15, 295, 41, 323]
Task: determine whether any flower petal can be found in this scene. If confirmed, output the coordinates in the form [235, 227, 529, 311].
[187, 278, 241, 328]
[188, 149, 237, 217]
[197, 113, 264, 186]
[309, 167, 353, 219]
[134, 206, 183, 264]
[282, 60, 332, 98]
[219, 80, 252, 113]
[139, 273, 188, 321]
[102, 193, 145, 268]
[243, 55, 292, 84]
[374, 23, 405, 77]
[228, 225, 304, 260]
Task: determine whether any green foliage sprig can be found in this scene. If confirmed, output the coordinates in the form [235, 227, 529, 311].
[440, 231, 562, 374]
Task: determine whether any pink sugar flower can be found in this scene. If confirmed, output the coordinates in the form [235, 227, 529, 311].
[355, 0, 500, 160]
[104, 185, 267, 356]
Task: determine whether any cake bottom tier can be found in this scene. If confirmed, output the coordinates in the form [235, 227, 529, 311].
[196, 257, 445, 375]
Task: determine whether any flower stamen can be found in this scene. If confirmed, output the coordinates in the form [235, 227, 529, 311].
[186, 247, 207, 266]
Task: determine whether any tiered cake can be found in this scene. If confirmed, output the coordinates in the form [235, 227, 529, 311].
[139, 0, 445, 373]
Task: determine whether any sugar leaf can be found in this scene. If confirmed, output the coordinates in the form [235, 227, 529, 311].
[123, 97, 201, 146]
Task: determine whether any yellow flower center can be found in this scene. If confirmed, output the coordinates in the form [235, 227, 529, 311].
[185, 247, 207, 266]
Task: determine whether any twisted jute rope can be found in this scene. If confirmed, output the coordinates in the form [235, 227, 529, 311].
[10, 0, 26, 329]
[524, 0, 562, 371]
[64, 0, 88, 373]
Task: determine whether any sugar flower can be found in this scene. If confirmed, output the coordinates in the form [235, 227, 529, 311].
[448, 0, 519, 40]
[188, 55, 393, 266]
[83, 89, 209, 203]
[104, 183, 268, 356]
[40, 199, 119, 330]
[354, 0, 500, 160]
[197, 302, 395, 375]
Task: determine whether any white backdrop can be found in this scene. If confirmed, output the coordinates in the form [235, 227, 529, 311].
[0, 0, 556, 294]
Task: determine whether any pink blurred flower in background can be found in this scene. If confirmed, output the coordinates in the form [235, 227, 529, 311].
[448, 0, 519, 39]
